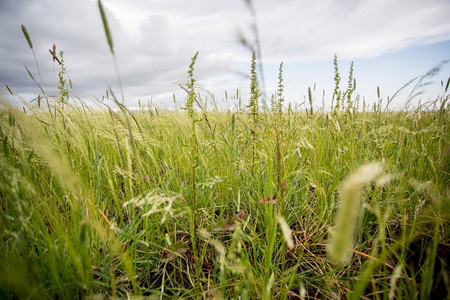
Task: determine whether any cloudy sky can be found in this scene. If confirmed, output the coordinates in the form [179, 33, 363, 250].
[1, 0, 450, 110]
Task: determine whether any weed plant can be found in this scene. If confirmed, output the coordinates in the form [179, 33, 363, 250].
[0, 3, 449, 299]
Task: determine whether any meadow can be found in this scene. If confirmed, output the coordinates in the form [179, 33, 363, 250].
[1, 3, 450, 299]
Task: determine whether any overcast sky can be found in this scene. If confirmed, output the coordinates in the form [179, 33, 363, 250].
[1, 0, 450, 110]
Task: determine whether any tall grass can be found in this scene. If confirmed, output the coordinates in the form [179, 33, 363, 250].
[1, 92, 448, 298]
[0, 5, 449, 299]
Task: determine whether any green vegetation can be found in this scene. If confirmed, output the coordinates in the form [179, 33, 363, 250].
[2, 81, 449, 298]
[1, 8, 449, 300]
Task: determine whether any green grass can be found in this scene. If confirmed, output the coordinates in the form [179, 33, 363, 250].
[1, 97, 449, 298]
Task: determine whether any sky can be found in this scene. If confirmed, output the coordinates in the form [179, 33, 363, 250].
[1, 0, 450, 110]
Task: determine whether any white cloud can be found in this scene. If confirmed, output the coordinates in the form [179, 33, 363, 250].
[253, 0, 450, 62]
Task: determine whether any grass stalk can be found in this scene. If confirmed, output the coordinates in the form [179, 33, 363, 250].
[98, 0, 125, 104]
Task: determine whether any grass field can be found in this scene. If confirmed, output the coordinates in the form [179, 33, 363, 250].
[1, 4, 449, 298]
[1, 90, 449, 298]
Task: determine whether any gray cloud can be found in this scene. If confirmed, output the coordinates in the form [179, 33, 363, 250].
[1, 0, 449, 108]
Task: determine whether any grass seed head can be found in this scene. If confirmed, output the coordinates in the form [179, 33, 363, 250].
[21, 25, 33, 50]
[277, 214, 294, 248]
[389, 264, 403, 300]
[328, 162, 384, 264]
[98, 0, 114, 54]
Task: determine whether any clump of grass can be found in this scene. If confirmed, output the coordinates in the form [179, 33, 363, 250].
[332, 54, 356, 113]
